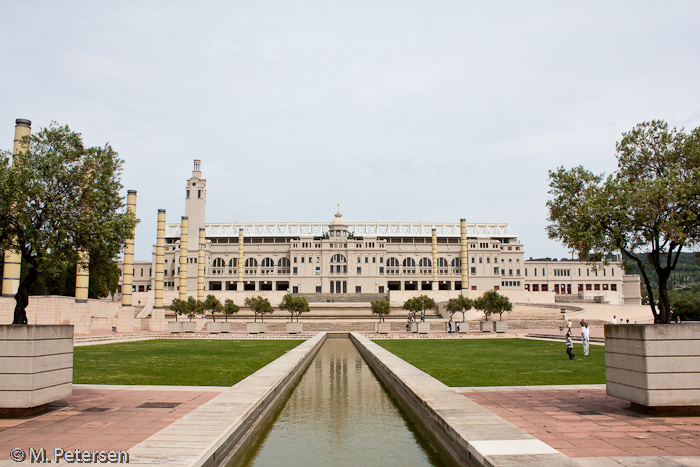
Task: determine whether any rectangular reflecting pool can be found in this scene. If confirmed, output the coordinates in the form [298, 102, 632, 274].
[232, 337, 456, 467]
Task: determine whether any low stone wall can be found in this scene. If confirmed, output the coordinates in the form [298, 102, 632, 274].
[0, 325, 73, 410]
[127, 332, 326, 466]
[350, 332, 579, 467]
[605, 323, 700, 408]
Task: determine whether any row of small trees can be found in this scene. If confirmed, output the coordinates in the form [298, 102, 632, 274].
[169, 294, 310, 322]
[369, 291, 513, 322]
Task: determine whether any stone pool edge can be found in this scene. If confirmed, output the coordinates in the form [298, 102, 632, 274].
[127, 332, 327, 466]
[350, 332, 580, 467]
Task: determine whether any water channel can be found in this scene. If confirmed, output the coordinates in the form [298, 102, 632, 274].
[232, 337, 455, 467]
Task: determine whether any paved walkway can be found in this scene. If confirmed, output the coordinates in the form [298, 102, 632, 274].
[0, 386, 222, 464]
[457, 386, 700, 466]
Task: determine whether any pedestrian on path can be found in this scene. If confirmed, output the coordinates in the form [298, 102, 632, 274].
[567, 319, 571, 330]
[566, 331, 575, 360]
[448, 321, 452, 334]
[582, 323, 590, 356]
[612, 315, 617, 324]
[456, 322, 460, 333]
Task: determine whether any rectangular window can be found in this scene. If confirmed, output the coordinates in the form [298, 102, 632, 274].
[517, 269, 520, 275]
[357, 267, 362, 274]
[373, 257, 376, 263]
[487, 257, 490, 263]
[379, 267, 384, 274]
[525, 268, 527, 276]
[356, 286, 361, 293]
[534, 268, 537, 277]
[509, 269, 513, 275]
[471, 285, 477, 290]
[611, 284, 617, 291]
[541, 284, 548, 292]
[316, 267, 320, 275]
[586, 284, 592, 290]
[479, 257, 482, 263]
[471, 257, 475, 263]
[379, 286, 385, 293]
[494, 267, 499, 274]
[343, 265, 347, 273]
[293, 257, 297, 263]
[198, 189, 201, 198]
[357, 257, 361, 263]
[365, 257, 368, 263]
[603, 284, 609, 290]
[380, 257, 384, 263]
[316, 286, 322, 293]
[501, 269, 505, 275]
[301, 257, 305, 263]
[532, 284, 539, 291]
[471, 267, 476, 274]
[594, 284, 601, 290]
[293, 267, 298, 274]
[186, 189, 190, 198]
[316, 257, 320, 263]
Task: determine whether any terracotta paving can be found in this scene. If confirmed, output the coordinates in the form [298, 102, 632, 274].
[459, 388, 700, 458]
[0, 387, 222, 460]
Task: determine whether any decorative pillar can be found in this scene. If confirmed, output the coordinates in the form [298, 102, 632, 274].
[154, 209, 166, 309]
[431, 228, 438, 290]
[460, 218, 468, 292]
[179, 216, 189, 301]
[2, 119, 31, 297]
[121, 190, 137, 306]
[237, 228, 244, 289]
[198, 228, 205, 301]
[75, 250, 89, 302]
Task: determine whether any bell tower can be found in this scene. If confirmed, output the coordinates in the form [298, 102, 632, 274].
[185, 159, 206, 252]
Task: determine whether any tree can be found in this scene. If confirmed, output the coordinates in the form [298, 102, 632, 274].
[279, 294, 310, 322]
[186, 296, 203, 322]
[402, 295, 436, 320]
[203, 294, 223, 321]
[0, 123, 137, 324]
[371, 299, 391, 322]
[244, 296, 273, 322]
[547, 120, 700, 324]
[169, 298, 187, 321]
[671, 298, 700, 321]
[223, 298, 239, 322]
[474, 294, 492, 322]
[445, 295, 473, 321]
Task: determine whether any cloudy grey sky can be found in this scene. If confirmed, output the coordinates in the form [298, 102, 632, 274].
[2, 1, 699, 261]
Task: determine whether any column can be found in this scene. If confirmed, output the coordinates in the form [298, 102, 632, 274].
[121, 190, 137, 306]
[2, 119, 31, 297]
[237, 228, 244, 289]
[431, 228, 438, 290]
[154, 209, 166, 309]
[179, 216, 189, 301]
[460, 218, 468, 292]
[198, 228, 205, 301]
[75, 250, 89, 302]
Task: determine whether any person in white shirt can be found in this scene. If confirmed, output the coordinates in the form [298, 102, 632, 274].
[582, 323, 590, 356]
[612, 315, 617, 325]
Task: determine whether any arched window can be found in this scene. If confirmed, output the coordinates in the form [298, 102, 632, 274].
[261, 258, 274, 268]
[278, 258, 290, 267]
[386, 257, 400, 275]
[245, 258, 258, 268]
[437, 257, 448, 275]
[402, 258, 416, 275]
[228, 258, 237, 267]
[213, 258, 225, 268]
[331, 254, 347, 263]
[451, 257, 461, 274]
[419, 257, 432, 275]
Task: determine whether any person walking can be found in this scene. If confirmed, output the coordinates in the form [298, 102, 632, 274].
[567, 319, 572, 331]
[421, 311, 425, 322]
[566, 331, 575, 360]
[456, 322, 460, 333]
[448, 321, 452, 334]
[612, 315, 617, 324]
[582, 323, 590, 356]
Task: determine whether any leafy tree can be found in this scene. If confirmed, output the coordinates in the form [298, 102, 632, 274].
[371, 299, 391, 322]
[445, 295, 473, 321]
[671, 298, 700, 321]
[0, 123, 137, 324]
[186, 296, 203, 322]
[474, 294, 492, 322]
[244, 295, 273, 322]
[547, 120, 700, 324]
[279, 294, 310, 322]
[169, 298, 188, 321]
[402, 295, 436, 320]
[223, 298, 239, 322]
[203, 294, 223, 321]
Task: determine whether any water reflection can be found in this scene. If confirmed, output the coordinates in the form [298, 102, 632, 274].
[235, 338, 449, 467]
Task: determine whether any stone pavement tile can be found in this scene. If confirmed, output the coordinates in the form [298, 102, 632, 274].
[608, 457, 692, 466]
[559, 448, 595, 457]
[662, 456, 700, 466]
[575, 457, 626, 466]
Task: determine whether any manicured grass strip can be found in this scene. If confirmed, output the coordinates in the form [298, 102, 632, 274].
[74, 339, 304, 386]
[376, 338, 605, 387]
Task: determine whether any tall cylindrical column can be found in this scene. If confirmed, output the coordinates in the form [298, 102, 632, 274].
[431, 228, 438, 288]
[75, 250, 89, 302]
[237, 228, 244, 288]
[198, 228, 205, 301]
[2, 119, 31, 297]
[121, 190, 138, 306]
[460, 218, 468, 291]
[154, 209, 166, 309]
[179, 216, 189, 301]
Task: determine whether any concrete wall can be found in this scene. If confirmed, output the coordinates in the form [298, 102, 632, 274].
[605, 323, 700, 407]
[0, 325, 73, 409]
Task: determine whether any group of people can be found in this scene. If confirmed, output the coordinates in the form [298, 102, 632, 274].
[405, 311, 428, 331]
[565, 318, 590, 360]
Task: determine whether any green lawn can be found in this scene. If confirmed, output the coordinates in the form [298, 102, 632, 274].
[376, 339, 604, 387]
[74, 339, 303, 386]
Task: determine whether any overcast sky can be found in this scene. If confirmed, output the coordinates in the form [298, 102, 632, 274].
[2, 1, 699, 262]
